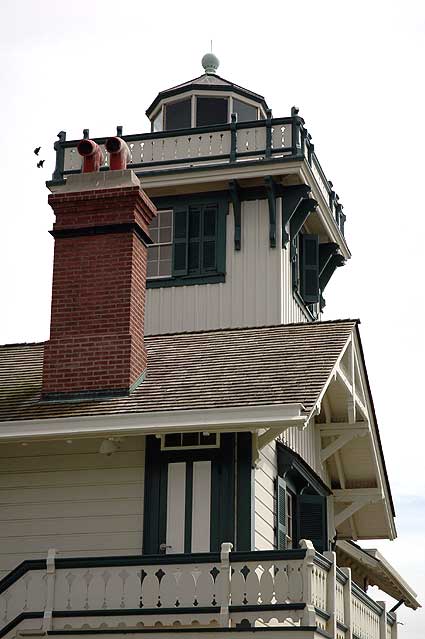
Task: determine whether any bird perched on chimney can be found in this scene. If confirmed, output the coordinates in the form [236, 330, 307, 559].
[33, 146, 41, 155]
[37, 160, 45, 168]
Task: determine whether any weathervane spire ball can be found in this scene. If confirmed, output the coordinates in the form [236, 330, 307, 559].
[202, 51, 219, 74]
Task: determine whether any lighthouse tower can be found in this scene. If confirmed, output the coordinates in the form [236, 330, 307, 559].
[52, 53, 348, 336]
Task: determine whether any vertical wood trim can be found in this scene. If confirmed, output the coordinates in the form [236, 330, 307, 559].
[191, 461, 211, 553]
[166, 462, 186, 554]
[219, 433, 235, 547]
[236, 433, 252, 550]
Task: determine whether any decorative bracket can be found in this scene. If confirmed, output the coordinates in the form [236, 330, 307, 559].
[229, 180, 242, 250]
[333, 489, 383, 528]
[281, 184, 312, 246]
[264, 176, 277, 248]
[320, 423, 369, 463]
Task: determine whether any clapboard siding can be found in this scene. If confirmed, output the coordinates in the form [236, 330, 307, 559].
[283, 419, 324, 480]
[254, 442, 277, 551]
[0, 437, 145, 577]
[145, 199, 308, 335]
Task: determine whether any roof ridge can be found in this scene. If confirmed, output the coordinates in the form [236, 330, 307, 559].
[0, 341, 45, 349]
[146, 318, 360, 339]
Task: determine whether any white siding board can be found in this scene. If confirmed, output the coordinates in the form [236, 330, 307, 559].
[0, 437, 145, 574]
[145, 199, 310, 335]
[254, 442, 277, 551]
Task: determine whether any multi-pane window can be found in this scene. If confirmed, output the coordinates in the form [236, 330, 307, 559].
[162, 432, 219, 450]
[147, 210, 173, 279]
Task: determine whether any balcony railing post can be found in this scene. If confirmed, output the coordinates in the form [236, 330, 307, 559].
[52, 131, 66, 181]
[43, 548, 56, 631]
[324, 551, 337, 638]
[220, 542, 233, 628]
[391, 613, 398, 639]
[265, 109, 273, 158]
[299, 539, 317, 626]
[377, 601, 387, 639]
[230, 114, 237, 163]
[340, 566, 353, 639]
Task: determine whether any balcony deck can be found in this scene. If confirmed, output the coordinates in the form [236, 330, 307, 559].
[0, 543, 397, 639]
[49, 115, 346, 245]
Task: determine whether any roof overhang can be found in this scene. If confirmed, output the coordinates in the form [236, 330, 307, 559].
[310, 325, 396, 540]
[336, 540, 421, 610]
[0, 403, 306, 443]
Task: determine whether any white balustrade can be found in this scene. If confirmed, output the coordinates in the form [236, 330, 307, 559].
[271, 124, 292, 151]
[235, 127, 266, 155]
[310, 562, 328, 610]
[335, 577, 345, 625]
[352, 589, 381, 639]
[0, 567, 46, 626]
[0, 544, 392, 637]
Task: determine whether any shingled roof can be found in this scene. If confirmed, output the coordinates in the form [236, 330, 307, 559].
[0, 320, 356, 423]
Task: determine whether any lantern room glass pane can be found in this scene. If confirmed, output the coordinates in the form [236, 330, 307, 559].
[196, 97, 228, 127]
[165, 98, 191, 130]
[153, 110, 163, 132]
[233, 99, 258, 122]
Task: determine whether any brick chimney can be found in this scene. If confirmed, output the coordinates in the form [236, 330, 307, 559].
[42, 169, 157, 400]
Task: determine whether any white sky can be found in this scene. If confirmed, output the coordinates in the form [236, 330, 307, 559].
[0, 0, 424, 635]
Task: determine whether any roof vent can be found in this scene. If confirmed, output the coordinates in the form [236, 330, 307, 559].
[201, 52, 219, 74]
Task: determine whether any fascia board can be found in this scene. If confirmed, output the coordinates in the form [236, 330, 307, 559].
[351, 329, 397, 538]
[0, 403, 306, 442]
[140, 160, 305, 191]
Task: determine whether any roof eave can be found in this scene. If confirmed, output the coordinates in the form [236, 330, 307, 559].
[146, 77, 268, 119]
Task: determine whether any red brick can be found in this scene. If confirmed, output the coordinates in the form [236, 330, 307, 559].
[42, 185, 157, 398]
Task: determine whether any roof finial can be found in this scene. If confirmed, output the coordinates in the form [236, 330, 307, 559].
[202, 50, 219, 74]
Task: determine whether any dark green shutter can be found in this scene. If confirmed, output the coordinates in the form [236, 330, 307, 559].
[300, 234, 320, 304]
[173, 207, 189, 276]
[202, 205, 217, 272]
[276, 476, 287, 550]
[296, 494, 327, 553]
[188, 207, 201, 274]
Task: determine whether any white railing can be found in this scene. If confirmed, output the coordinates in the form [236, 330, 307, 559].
[51, 116, 346, 237]
[352, 583, 381, 639]
[0, 543, 396, 638]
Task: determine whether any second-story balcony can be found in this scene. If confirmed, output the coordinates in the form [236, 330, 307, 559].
[0, 542, 398, 639]
[49, 113, 347, 244]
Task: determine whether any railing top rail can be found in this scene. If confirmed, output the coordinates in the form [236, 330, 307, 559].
[336, 566, 348, 584]
[352, 581, 385, 616]
[0, 559, 46, 595]
[313, 552, 332, 571]
[58, 117, 298, 148]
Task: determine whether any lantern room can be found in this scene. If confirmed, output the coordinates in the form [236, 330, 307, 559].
[146, 53, 268, 132]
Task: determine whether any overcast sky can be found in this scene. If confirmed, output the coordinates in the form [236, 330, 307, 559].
[1, 0, 424, 635]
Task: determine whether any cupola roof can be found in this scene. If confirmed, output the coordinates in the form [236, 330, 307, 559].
[146, 65, 268, 118]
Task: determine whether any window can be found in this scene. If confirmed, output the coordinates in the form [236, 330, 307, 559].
[233, 99, 258, 122]
[162, 432, 219, 450]
[152, 110, 163, 132]
[165, 98, 191, 130]
[147, 198, 227, 287]
[276, 443, 330, 554]
[147, 210, 173, 278]
[196, 97, 228, 127]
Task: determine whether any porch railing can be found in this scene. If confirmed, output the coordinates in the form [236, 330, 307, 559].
[0, 542, 396, 638]
[50, 114, 346, 237]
